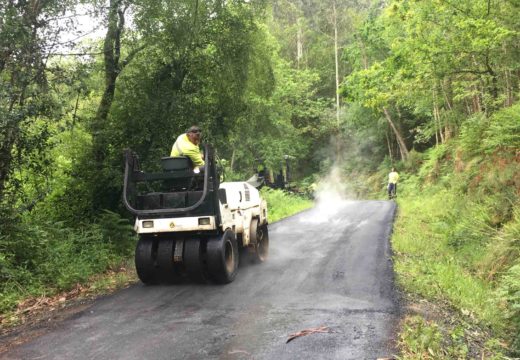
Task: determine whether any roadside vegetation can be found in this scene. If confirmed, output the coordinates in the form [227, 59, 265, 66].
[0, 211, 136, 321]
[261, 188, 313, 223]
[385, 106, 520, 358]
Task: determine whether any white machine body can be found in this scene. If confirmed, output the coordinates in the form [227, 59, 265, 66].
[134, 181, 268, 246]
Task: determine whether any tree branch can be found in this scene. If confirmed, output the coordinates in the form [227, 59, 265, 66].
[121, 44, 147, 69]
[50, 51, 105, 57]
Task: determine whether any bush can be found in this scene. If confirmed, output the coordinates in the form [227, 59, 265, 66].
[498, 263, 520, 355]
[459, 113, 488, 157]
[403, 149, 424, 174]
[481, 208, 520, 280]
[0, 210, 135, 313]
[260, 188, 312, 223]
[418, 144, 449, 184]
[393, 134, 520, 355]
[483, 104, 520, 153]
[399, 316, 445, 359]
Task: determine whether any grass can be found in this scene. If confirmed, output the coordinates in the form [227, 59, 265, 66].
[0, 259, 137, 329]
[393, 194, 501, 320]
[392, 182, 518, 358]
[386, 107, 520, 358]
[260, 188, 313, 223]
[395, 314, 508, 360]
[0, 210, 136, 315]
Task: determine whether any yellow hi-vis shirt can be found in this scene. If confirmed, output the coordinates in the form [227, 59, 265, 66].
[170, 134, 205, 167]
[388, 171, 399, 184]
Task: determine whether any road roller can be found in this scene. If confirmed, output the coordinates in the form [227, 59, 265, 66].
[122, 145, 269, 284]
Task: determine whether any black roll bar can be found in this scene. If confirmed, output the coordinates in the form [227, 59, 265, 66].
[122, 145, 213, 216]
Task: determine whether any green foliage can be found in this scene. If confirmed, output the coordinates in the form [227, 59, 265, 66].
[397, 315, 504, 359]
[399, 316, 444, 359]
[392, 191, 513, 353]
[0, 209, 135, 313]
[394, 196, 501, 322]
[393, 133, 520, 355]
[60, 0, 332, 217]
[483, 103, 520, 152]
[458, 114, 488, 157]
[459, 104, 520, 158]
[481, 208, 520, 279]
[402, 149, 424, 173]
[342, 0, 520, 169]
[0, 0, 80, 205]
[417, 144, 449, 184]
[97, 210, 136, 257]
[260, 188, 312, 223]
[390, 99, 520, 355]
[498, 263, 520, 352]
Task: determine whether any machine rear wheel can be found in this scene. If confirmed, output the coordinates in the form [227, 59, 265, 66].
[156, 238, 183, 283]
[254, 223, 269, 263]
[249, 219, 269, 263]
[207, 229, 239, 284]
[135, 237, 159, 284]
[183, 238, 208, 283]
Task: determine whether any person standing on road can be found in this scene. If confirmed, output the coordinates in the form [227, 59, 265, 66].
[171, 125, 205, 173]
[387, 167, 399, 199]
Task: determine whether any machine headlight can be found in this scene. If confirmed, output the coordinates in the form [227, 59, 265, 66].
[142, 220, 154, 228]
[198, 217, 211, 225]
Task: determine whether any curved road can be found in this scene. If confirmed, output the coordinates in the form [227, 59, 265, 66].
[2, 200, 399, 360]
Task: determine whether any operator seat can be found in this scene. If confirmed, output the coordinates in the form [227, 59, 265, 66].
[161, 156, 192, 172]
[161, 156, 203, 191]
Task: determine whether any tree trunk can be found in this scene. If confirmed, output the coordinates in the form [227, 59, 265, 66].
[383, 107, 409, 160]
[360, 40, 368, 70]
[92, 0, 124, 164]
[505, 69, 513, 107]
[230, 149, 236, 172]
[485, 52, 498, 102]
[432, 90, 439, 146]
[432, 89, 444, 144]
[385, 128, 393, 162]
[463, 98, 470, 115]
[332, 0, 341, 161]
[0, 127, 16, 200]
[87, 1, 146, 211]
[472, 84, 481, 113]
[440, 79, 453, 111]
[296, 19, 303, 69]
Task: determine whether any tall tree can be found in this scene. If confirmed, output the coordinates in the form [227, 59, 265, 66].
[92, 0, 144, 164]
[0, 0, 77, 204]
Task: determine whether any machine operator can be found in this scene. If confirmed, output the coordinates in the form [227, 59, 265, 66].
[171, 125, 205, 173]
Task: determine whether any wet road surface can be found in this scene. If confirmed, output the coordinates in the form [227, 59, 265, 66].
[2, 200, 399, 360]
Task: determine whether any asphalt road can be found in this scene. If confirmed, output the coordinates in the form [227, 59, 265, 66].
[2, 199, 399, 360]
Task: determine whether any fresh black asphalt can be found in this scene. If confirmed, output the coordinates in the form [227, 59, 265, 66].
[2, 199, 399, 360]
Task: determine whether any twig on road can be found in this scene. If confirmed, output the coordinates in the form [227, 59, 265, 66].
[286, 325, 331, 343]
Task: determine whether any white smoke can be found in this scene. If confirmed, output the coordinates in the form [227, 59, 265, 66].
[298, 164, 359, 225]
[315, 163, 357, 199]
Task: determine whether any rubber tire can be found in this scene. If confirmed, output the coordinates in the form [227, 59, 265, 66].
[156, 238, 183, 283]
[249, 218, 259, 244]
[207, 230, 239, 284]
[252, 223, 269, 263]
[183, 238, 207, 283]
[135, 237, 158, 284]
